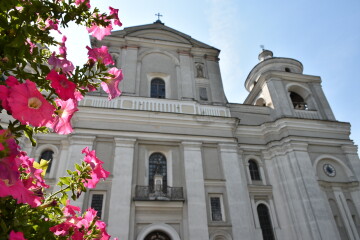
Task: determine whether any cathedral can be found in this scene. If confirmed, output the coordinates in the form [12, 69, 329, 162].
[23, 21, 360, 240]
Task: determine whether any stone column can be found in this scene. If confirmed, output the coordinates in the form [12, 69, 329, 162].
[135, 60, 142, 96]
[219, 144, 254, 240]
[266, 79, 293, 117]
[121, 46, 138, 94]
[179, 54, 195, 100]
[55, 139, 70, 179]
[263, 149, 298, 240]
[342, 145, 360, 223]
[182, 141, 209, 240]
[259, 164, 267, 185]
[176, 65, 182, 100]
[333, 187, 360, 240]
[285, 142, 340, 240]
[107, 137, 136, 240]
[342, 145, 360, 178]
[66, 135, 96, 210]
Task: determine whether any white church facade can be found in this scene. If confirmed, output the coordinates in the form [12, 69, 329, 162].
[23, 21, 360, 240]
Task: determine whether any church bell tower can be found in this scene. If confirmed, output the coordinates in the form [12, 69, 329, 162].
[244, 49, 336, 121]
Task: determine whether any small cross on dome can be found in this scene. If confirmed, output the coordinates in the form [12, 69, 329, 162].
[154, 12, 164, 24]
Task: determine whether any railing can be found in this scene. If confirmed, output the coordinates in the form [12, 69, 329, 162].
[79, 95, 231, 117]
[134, 185, 184, 201]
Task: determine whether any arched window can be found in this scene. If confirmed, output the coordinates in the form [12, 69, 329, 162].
[285, 67, 291, 72]
[151, 78, 165, 98]
[290, 91, 308, 110]
[39, 150, 54, 174]
[257, 204, 275, 240]
[149, 153, 167, 192]
[144, 231, 171, 240]
[249, 160, 261, 181]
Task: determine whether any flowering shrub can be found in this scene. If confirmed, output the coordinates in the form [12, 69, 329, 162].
[0, 0, 123, 239]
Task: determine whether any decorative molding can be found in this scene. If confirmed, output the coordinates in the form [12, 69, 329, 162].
[114, 137, 136, 148]
[69, 135, 96, 145]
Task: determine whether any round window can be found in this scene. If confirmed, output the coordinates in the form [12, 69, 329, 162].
[323, 163, 336, 177]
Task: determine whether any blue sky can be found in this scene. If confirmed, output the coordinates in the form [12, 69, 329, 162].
[62, 0, 360, 146]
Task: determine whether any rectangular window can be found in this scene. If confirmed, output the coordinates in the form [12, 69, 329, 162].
[199, 87, 208, 101]
[89, 191, 106, 219]
[210, 195, 225, 221]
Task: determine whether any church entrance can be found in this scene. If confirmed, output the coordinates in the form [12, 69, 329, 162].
[144, 231, 171, 240]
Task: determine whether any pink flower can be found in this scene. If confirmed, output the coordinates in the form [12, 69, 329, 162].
[81, 147, 110, 188]
[0, 76, 19, 112]
[95, 220, 111, 240]
[7, 80, 55, 127]
[25, 38, 36, 54]
[48, 53, 75, 74]
[6, 76, 19, 87]
[0, 156, 20, 185]
[9, 230, 27, 240]
[47, 70, 76, 100]
[101, 67, 123, 100]
[87, 21, 112, 40]
[0, 129, 20, 158]
[75, 0, 90, 8]
[109, 7, 122, 27]
[0, 179, 42, 207]
[45, 19, 61, 34]
[63, 200, 81, 216]
[49, 221, 74, 236]
[0, 85, 10, 111]
[48, 98, 78, 134]
[86, 46, 114, 65]
[59, 36, 67, 58]
[18, 153, 48, 189]
[74, 90, 84, 101]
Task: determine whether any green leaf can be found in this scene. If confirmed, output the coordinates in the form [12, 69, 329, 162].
[60, 193, 68, 205]
[23, 125, 36, 146]
[59, 177, 70, 185]
[75, 163, 82, 171]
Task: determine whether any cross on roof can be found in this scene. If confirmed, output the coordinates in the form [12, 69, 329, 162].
[155, 12, 163, 21]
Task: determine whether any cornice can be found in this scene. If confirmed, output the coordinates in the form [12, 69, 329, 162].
[73, 128, 236, 144]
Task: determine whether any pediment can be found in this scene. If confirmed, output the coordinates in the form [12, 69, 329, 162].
[127, 29, 191, 44]
[110, 23, 217, 50]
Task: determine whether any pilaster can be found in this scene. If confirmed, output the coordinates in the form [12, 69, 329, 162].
[67, 135, 96, 210]
[179, 53, 195, 100]
[107, 137, 136, 240]
[282, 142, 340, 239]
[333, 187, 360, 240]
[219, 143, 255, 239]
[266, 78, 293, 117]
[182, 141, 209, 240]
[262, 149, 298, 240]
[342, 145, 360, 178]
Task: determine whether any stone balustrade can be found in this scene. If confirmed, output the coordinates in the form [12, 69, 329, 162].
[79, 95, 231, 117]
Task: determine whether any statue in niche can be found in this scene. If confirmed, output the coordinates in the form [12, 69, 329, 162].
[196, 63, 205, 78]
[154, 159, 162, 175]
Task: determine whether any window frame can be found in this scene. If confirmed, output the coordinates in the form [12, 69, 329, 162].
[148, 152, 167, 192]
[150, 78, 166, 99]
[38, 150, 54, 174]
[88, 191, 107, 220]
[249, 159, 261, 181]
[256, 203, 275, 240]
[209, 194, 226, 222]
